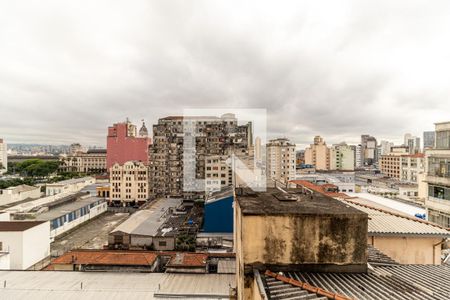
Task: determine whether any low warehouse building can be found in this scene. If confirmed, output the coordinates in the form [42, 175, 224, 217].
[0, 221, 50, 270]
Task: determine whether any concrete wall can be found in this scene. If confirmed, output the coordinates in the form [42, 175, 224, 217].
[22, 222, 50, 269]
[0, 212, 10, 221]
[152, 236, 176, 251]
[241, 214, 367, 269]
[369, 236, 442, 265]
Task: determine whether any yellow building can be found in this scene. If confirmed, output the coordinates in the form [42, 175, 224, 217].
[110, 161, 149, 207]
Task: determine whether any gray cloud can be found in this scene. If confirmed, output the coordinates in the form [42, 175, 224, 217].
[1, 0, 450, 148]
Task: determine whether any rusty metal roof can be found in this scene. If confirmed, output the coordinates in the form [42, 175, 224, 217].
[263, 265, 450, 300]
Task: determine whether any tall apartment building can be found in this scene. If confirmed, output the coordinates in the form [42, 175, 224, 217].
[106, 119, 152, 170]
[380, 146, 424, 183]
[353, 144, 362, 168]
[404, 133, 421, 154]
[361, 135, 377, 166]
[149, 114, 252, 197]
[204, 155, 233, 193]
[400, 153, 425, 183]
[0, 139, 7, 174]
[110, 161, 149, 206]
[330, 143, 355, 171]
[304, 136, 330, 170]
[423, 131, 435, 149]
[59, 149, 107, 174]
[423, 121, 450, 228]
[266, 138, 296, 184]
[378, 140, 394, 156]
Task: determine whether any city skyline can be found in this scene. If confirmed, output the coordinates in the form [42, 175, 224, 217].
[2, 1, 450, 145]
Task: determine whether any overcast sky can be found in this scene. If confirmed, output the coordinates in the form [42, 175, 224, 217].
[1, 0, 450, 148]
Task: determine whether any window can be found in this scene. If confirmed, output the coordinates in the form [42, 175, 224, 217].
[159, 241, 167, 247]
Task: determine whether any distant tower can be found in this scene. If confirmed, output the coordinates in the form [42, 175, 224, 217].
[139, 120, 148, 137]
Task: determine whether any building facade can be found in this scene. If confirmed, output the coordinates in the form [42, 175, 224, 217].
[304, 136, 330, 171]
[361, 135, 378, 166]
[59, 149, 107, 174]
[330, 143, 355, 171]
[0, 185, 41, 206]
[423, 131, 435, 149]
[149, 114, 252, 197]
[424, 121, 450, 228]
[0, 139, 7, 174]
[106, 119, 152, 170]
[110, 161, 149, 206]
[266, 138, 296, 183]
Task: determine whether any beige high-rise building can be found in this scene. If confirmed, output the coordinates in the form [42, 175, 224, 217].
[0, 139, 7, 174]
[304, 136, 330, 170]
[254, 136, 261, 162]
[266, 138, 295, 184]
[330, 143, 355, 171]
[110, 161, 149, 206]
[205, 155, 233, 193]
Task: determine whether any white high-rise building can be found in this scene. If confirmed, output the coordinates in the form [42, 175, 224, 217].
[0, 139, 7, 174]
[266, 138, 296, 184]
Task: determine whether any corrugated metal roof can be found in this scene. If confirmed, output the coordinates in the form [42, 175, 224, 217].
[264, 265, 450, 300]
[155, 273, 234, 298]
[367, 245, 398, 265]
[343, 200, 450, 237]
[0, 271, 235, 300]
[218, 259, 236, 274]
[111, 198, 181, 236]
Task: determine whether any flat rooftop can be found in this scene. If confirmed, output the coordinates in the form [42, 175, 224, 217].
[236, 188, 366, 216]
[36, 197, 103, 221]
[46, 176, 93, 186]
[111, 198, 182, 236]
[0, 221, 46, 231]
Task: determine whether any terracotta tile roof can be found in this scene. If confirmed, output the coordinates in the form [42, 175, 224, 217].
[167, 253, 208, 267]
[50, 250, 157, 266]
[290, 180, 349, 198]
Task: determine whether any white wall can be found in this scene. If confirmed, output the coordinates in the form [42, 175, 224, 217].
[22, 222, 50, 269]
[0, 231, 23, 269]
[0, 187, 41, 206]
[0, 212, 10, 221]
[0, 222, 50, 270]
[50, 202, 107, 240]
[0, 253, 10, 269]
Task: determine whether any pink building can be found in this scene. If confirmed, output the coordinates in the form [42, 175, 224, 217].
[106, 119, 152, 170]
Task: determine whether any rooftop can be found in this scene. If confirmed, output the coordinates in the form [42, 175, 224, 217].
[0, 221, 46, 232]
[0, 271, 235, 299]
[111, 198, 182, 236]
[342, 198, 450, 237]
[36, 197, 104, 221]
[263, 264, 450, 300]
[2, 184, 38, 193]
[290, 180, 349, 198]
[236, 188, 366, 216]
[46, 176, 94, 186]
[167, 253, 208, 268]
[50, 250, 157, 266]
